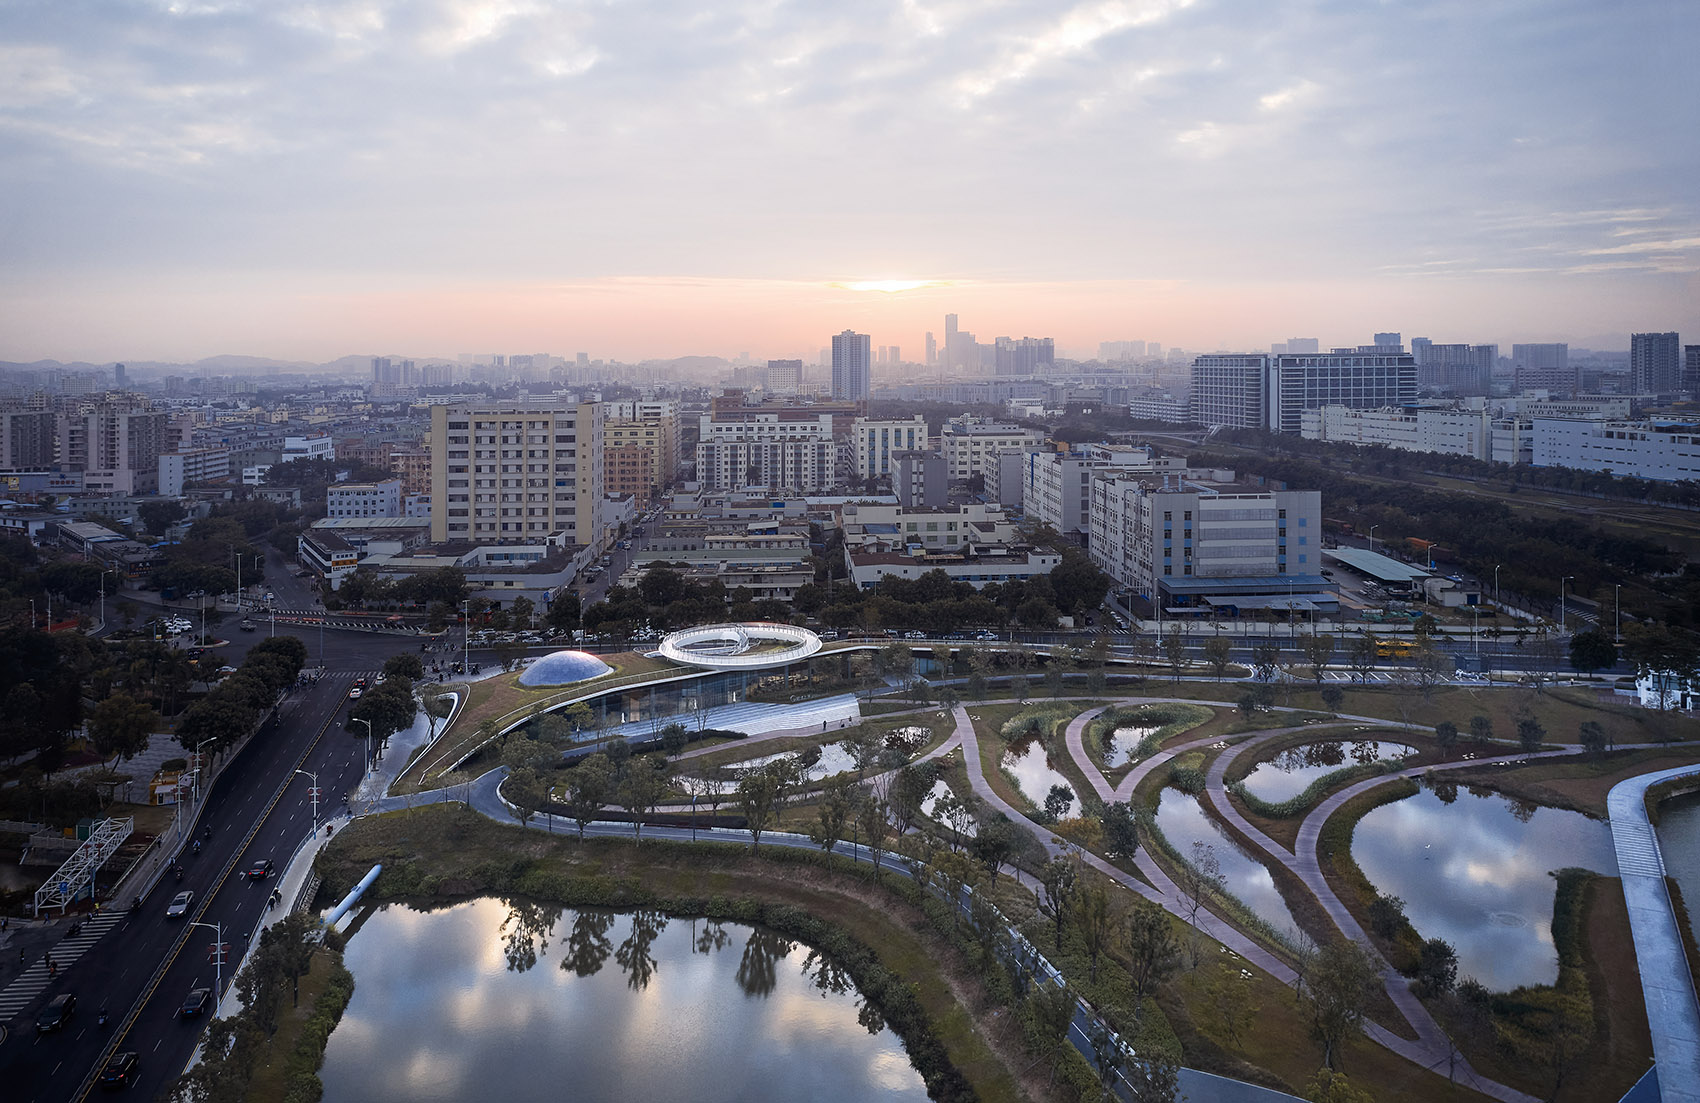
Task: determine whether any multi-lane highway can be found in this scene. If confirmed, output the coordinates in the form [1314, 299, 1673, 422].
[2, 635, 381, 1100]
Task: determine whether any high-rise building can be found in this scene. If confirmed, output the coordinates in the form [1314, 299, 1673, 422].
[831, 330, 871, 401]
[1286, 338, 1320, 354]
[939, 416, 1047, 481]
[694, 413, 836, 493]
[944, 314, 959, 370]
[764, 359, 802, 394]
[604, 400, 679, 507]
[430, 401, 604, 549]
[852, 415, 927, 482]
[1374, 332, 1402, 349]
[0, 410, 57, 469]
[925, 332, 937, 366]
[1512, 344, 1575, 394]
[1190, 348, 1418, 432]
[1630, 332, 1681, 394]
[994, 337, 1056, 376]
[113, 363, 126, 389]
[1685, 346, 1700, 398]
[56, 401, 171, 494]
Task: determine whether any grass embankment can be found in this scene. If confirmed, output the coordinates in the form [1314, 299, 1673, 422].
[314, 805, 1037, 1103]
[1083, 704, 1213, 785]
[1449, 747, 1700, 819]
[244, 948, 356, 1103]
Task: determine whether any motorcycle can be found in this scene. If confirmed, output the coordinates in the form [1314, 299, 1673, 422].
[173, 865, 184, 882]
[98, 1009, 109, 1028]
[192, 840, 201, 856]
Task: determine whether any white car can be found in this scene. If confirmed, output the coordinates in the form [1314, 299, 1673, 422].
[166, 890, 194, 918]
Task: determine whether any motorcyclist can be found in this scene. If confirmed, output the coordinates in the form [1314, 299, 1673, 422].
[192, 840, 201, 855]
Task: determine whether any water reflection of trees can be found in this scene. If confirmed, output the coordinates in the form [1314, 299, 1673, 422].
[736, 928, 795, 998]
[500, 899, 562, 974]
[615, 910, 670, 991]
[562, 910, 617, 978]
[1268, 740, 1412, 773]
[691, 917, 731, 956]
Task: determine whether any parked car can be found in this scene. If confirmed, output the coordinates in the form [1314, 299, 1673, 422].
[246, 858, 273, 881]
[37, 992, 76, 1032]
[902, 630, 927, 639]
[99, 1051, 139, 1090]
[180, 988, 212, 1018]
[166, 890, 194, 918]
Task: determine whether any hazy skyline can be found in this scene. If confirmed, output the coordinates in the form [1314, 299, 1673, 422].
[1, 0, 1696, 364]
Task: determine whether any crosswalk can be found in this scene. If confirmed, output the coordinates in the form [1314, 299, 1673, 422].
[0, 911, 125, 1022]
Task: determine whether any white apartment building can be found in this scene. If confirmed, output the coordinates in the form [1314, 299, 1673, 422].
[430, 401, 605, 549]
[282, 434, 335, 464]
[1023, 444, 1189, 537]
[327, 479, 404, 519]
[1091, 476, 1333, 614]
[845, 545, 1062, 592]
[837, 501, 1018, 551]
[940, 416, 1047, 481]
[157, 447, 232, 496]
[1532, 418, 1700, 482]
[695, 412, 838, 493]
[1300, 404, 1531, 465]
[851, 415, 928, 481]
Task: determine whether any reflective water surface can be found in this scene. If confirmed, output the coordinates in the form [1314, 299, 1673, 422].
[1656, 790, 1700, 953]
[1238, 740, 1416, 803]
[1154, 788, 1301, 938]
[1104, 725, 1158, 769]
[319, 897, 929, 1103]
[1353, 784, 1618, 991]
[1001, 737, 1074, 809]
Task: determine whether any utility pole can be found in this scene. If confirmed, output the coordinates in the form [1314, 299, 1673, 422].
[189, 920, 225, 1000]
[353, 717, 373, 771]
[294, 769, 320, 833]
[99, 569, 115, 633]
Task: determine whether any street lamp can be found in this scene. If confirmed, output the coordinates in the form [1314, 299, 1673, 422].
[463, 598, 472, 677]
[1493, 564, 1501, 609]
[294, 769, 320, 833]
[1559, 575, 1573, 634]
[352, 717, 373, 771]
[99, 569, 115, 633]
[1614, 583, 1622, 643]
[1368, 525, 1379, 554]
[188, 919, 225, 1001]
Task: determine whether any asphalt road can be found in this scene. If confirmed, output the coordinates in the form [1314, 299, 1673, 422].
[2, 659, 377, 1101]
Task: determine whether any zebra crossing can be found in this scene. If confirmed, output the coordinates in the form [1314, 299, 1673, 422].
[0, 910, 125, 1021]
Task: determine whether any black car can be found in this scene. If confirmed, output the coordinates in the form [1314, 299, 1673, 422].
[180, 987, 212, 1018]
[247, 858, 274, 881]
[37, 992, 76, 1032]
[99, 1052, 139, 1090]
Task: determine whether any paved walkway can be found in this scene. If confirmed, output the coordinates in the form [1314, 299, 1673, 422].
[1608, 766, 1700, 1103]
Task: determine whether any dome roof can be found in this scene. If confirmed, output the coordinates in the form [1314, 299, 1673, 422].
[518, 649, 614, 686]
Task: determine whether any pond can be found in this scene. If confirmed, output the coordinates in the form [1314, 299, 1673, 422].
[1353, 783, 1618, 992]
[1656, 789, 1700, 952]
[921, 779, 977, 838]
[1103, 725, 1159, 769]
[319, 897, 930, 1103]
[1002, 736, 1075, 811]
[690, 742, 863, 795]
[1153, 788, 1301, 939]
[1238, 740, 1416, 803]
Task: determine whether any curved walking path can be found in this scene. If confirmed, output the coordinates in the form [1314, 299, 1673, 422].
[1606, 767, 1700, 1103]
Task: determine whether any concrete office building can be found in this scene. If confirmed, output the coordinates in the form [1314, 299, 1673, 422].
[893, 450, 947, 508]
[1191, 348, 1417, 433]
[430, 400, 604, 549]
[1090, 477, 1333, 615]
[1300, 404, 1531, 464]
[57, 403, 172, 495]
[157, 447, 232, 496]
[1531, 417, 1700, 482]
[852, 415, 927, 482]
[993, 337, 1056, 376]
[1023, 444, 1188, 539]
[831, 330, 871, 402]
[1512, 344, 1576, 394]
[939, 416, 1047, 481]
[764, 359, 802, 394]
[694, 413, 837, 493]
[0, 410, 57, 469]
[327, 479, 405, 519]
[1630, 332, 1682, 395]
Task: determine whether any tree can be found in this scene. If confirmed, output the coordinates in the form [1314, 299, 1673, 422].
[620, 758, 669, 842]
[857, 797, 892, 873]
[1568, 628, 1618, 677]
[564, 753, 613, 839]
[1179, 840, 1223, 967]
[1028, 982, 1077, 1088]
[87, 691, 159, 768]
[1074, 878, 1114, 982]
[350, 678, 417, 744]
[1415, 937, 1458, 996]
[1101, 800, 1139, 861]
[1348, 632, 1378, 683]
[1038, 856, 1078, 949]
[1517, 714, 1546, 757]
[1469, 714, 1493, 743]
[1085, 1017, 1125, 1102]
[1320, 685, 1344, 714]
[970, 815, 1018, 881]
[1578, 719, 1609, 756]
[509, 596, 534, 632]
[1303, 939, 1379, 1070]
[1367, 894, 1406, 940]
[1301, 632, 1337, 685]
[546, 591, 581, 634]
[494, 640, 526, 672]
[1251, 639, 1281, 683]
[504, 765, 548, 829]
[116, 599, 138, 628]
[1162, 627, 1187, 681]
[659, 722, 689, 759]
[1433, 720, 1459, 756]
[1124, 900, 1182, 1000]
[136, 498, 187, 536]
[1043, 783, 1074, 822]
[1202, 636, 1233, 680]
[809, 774, 855, 854]
[1303, 1069, 1375, 1103]
[737, 765, 783, 852]
[383, 652, 425, 682]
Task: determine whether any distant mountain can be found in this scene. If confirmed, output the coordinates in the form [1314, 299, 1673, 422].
[191, 354, 319, 371]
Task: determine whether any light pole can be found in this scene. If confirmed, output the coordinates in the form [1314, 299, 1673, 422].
[1473, 607, 1480, 655]
[1559, 575, 1573, 634]
[1614, 584, 1622, 643]
[99, 569, 115, 633]
[352, 717, 373, 771]
[1494, 564, 1501, 608]
[294, 769, 320, 833]
[193, 737, 218, 814]
[1368, 525, 1379, 554]
[188, 919, 225, 1000]
[463, 598, 472, 677]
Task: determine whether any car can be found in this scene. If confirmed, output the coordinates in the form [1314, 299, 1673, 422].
[166, 890, 194, 918]
[348, 685, 363, 699]
[37, 992, 76, 1032]
[100, 1051, 139, 1090]
[180, 987, 212, 1018]
[974, 631, 999, 641]
[239, 619, 256, 631]
[247, 858, 274, 881]
[903, 630, 927, 639]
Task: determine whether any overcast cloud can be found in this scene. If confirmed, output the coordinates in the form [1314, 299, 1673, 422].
[0, 0, 1695, 361]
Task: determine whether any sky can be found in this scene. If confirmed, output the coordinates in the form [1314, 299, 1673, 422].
[1, 0, 1696, 365]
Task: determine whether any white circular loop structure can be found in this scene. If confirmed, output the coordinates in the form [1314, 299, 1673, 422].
[658, 621, 822, 670]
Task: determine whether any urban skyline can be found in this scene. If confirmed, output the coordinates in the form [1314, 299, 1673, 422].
[1, 1, 1695, 362]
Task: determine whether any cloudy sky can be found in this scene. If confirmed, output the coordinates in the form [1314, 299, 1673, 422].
[1, 0, 1696, 364]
